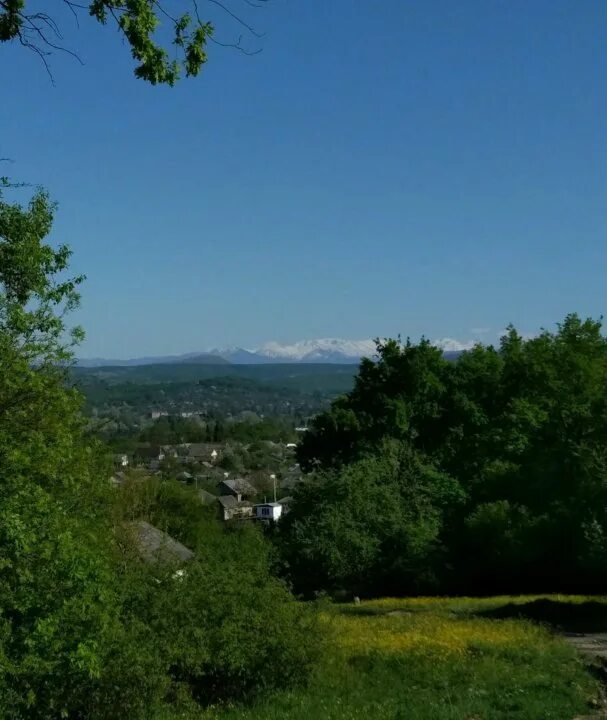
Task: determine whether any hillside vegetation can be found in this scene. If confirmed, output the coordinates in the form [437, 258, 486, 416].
[195, 596, 602, 720]
[3, 183, 607, 719]
[72, 362, 358, 390]
[282, 318, 607, 597]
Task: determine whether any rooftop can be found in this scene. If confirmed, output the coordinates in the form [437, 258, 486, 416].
[127, 521, 194, 565]
[221, 478, 256, 495]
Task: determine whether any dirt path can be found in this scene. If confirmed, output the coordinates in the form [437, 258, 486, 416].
[565, 632, 607, 661]
[565, 633, 607, 719]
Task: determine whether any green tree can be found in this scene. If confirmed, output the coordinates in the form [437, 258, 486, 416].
[0, 184, 149, 717]
[281, 441, 463, 597]
[294, 316, 607, 594]
[297, 338, 450, 472]
[115, 474, 322, 705]
[1, 0, 267, 84]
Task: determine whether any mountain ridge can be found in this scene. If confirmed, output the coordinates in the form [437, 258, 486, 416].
[77, 337, 469, 367]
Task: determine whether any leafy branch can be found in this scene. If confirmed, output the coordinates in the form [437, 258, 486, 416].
[0, 0, 269, 84]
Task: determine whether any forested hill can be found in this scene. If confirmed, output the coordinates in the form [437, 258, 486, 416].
[72, 363, 361, 423]
[71, 362, 360, 392]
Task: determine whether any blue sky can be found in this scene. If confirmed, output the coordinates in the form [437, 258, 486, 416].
[1, 0, 606, 358]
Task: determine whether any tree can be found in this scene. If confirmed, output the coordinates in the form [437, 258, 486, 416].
[297, 338, 450, 472]
[281, 441, 463, 597]
[0, 0, 268, 84]
[0, 183, 137, 717]
[114, 474, 322, 706]
[293, 316, 607, 595]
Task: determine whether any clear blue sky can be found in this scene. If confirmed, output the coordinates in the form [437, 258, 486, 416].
[1, 0, 606, 358]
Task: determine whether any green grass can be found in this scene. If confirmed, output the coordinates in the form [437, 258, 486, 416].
[165, 596, 605, 720]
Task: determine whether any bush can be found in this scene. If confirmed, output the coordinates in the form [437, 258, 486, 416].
[280, 441, 463, 597]
[129, 523, 321, 706]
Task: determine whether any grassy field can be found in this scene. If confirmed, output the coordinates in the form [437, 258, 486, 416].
[174, 596, 607, 720]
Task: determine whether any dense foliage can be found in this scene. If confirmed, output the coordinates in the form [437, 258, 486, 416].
[281, 442, 462, 597]
[77, 367, 354, 435]
[0, 185, 319, 718]
[0, 1, 229, 84]
[288, 318, 607, 596]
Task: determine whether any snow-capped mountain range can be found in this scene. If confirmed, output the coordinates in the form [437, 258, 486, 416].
[218, 339, 378, 364]
[78, 337, 473, 367]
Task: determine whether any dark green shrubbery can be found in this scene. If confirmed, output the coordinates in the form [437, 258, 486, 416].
[147, 529, 320, 706]
[280, 441, 462, 597]
[290, 317, 607, 597]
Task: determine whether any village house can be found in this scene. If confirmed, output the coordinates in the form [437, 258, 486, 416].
[218, 477, 257, 502]
[186, 443, 222, 464]
[198, 488, 217, 506]
[127, 520, 194, 567]
[217, 495, 253, 521]
[134, 443, 165, 464]
[150, 410, 169, 420]
[254, 502, 283, 522]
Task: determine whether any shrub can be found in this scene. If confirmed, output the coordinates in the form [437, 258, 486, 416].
[134, 523, 322, 706]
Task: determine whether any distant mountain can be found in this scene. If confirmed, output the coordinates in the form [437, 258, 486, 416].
[255, 339, 377, 363]
[76, 352, 227, 368]
[208, 347, 270, 365]
[214, 339, 377, 365]
[175, 354, 230, 365]
[77, 338, 469, 368]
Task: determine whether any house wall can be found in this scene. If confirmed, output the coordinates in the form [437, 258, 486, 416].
[255, 505, 283, 521]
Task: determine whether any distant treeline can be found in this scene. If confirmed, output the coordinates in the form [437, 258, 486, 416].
[72, 362, 358, 392]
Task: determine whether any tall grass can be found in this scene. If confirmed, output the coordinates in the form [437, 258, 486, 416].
[165, 596, 603, 720]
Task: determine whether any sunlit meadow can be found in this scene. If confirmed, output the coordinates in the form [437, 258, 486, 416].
[175, 596, 605, 720]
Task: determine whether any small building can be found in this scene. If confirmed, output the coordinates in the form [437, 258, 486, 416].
[198, 489, 217, 506]
[126, 521, 194, 566]
[113, 453, 129, 468]
[218, 495, 253, 521]
[134, 444, 165, 464]
[219, 478, 257, 501]
[177, 471, 193, 483]
[150, 410, 169, 420]
[254, 502, 283, 522]
[187, 443, 222, 464]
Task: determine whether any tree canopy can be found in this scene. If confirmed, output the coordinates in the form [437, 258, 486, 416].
[286, 316, 607, 596]
[0, 0, 268, 83]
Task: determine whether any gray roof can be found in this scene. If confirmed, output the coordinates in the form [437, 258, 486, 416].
[218, 495, 252, 509]
[127, 521, 194, 565]
[278, 496, 294, 504]
[221, 478, 256, 495]
[255, 502, 282, 508]
[218, 495, 238, 508]
[188, 443, 221, 458]
[198, 489, 218, 505]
